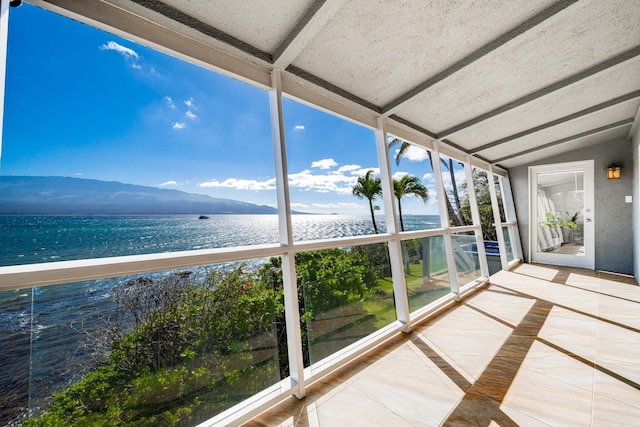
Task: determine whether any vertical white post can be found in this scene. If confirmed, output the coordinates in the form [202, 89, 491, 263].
[501, 174, 524, 262]
[269, 69, 305, 398]
[375, 117, 411, 332]
[0, 0, 10, 166]
[489, 165, 509, 271]
[465, 156, 489, 278]
[432, 141, 459, 297]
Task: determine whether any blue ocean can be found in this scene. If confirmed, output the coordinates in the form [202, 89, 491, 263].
[0, 214, 439, 425]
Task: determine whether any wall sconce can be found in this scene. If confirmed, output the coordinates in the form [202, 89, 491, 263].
[607, 163, 621, 179]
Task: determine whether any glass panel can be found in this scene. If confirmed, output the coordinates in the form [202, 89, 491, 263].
[503, 226, 516, 262]
[484, 239, 502, 276]
[283, 98, 383, 238]
[468, 167, 499, 242]
[536, 171, 584, 256]
[440, 154, 473, 226]
[465, 168, 508, 275]
[401, 236, 451, 314]
[451, 232, 482, 285]
[0, 288, 32, 424]
[387, 137, 440, 231]
[2, 4, 277, 265]
[494, 175, 507, 224]
[299, 244, 395, 364]
[7, 260, 282, 426]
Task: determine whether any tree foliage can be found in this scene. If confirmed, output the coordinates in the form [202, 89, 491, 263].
[25, 246, 388, 426]
[388, 138, 464, 226]
[459, 169, 506, 241]
[393, 174, 428, 231]
[296, 248, 376, 316]
[24, 267, 281, 426]
[352, 169, 382, 233]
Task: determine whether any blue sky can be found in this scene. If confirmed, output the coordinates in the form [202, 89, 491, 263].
[0, 3, 465, 215]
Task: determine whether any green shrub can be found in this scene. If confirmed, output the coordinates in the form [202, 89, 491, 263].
[27, 246, 386, 425]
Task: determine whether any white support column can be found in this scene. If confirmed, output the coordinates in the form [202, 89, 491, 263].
[501, 174, 524, 262]
[489, 165, 509, 271]
[269, 69, 305, 398]
[375, 117, 411, 332]
[0, 0, 10, 165]
[465, 156, 489, 278]
[432, 141, 459, 296]
[270, 70, 293, 248]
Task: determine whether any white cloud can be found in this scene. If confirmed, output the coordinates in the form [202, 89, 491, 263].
[392, 171, 409, 180]
[293, 125, 305, 130]
[198, 178, 276, 191]
[426, 185, 439, 204]
[185, 110, 197, 119]
[288, 169, 358, 195]
[164, 96, 176, 109]
[311, 158, 338, 170]
[158, 181, 177, 187]
[395, 144, 429, 162]
[184, 98, 195, 108]
[196, 162, 379, 196]
[349, 167, 380, 177]
[423, 172, 434, 182]
[440, 169, 468, 190]
[74, 172, 84, 176]
[336, 164, 361, 173]
[99, 41, 139, 59]
[173, 122, 186, 130]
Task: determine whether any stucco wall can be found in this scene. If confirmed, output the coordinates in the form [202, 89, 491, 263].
[508, 137, 634, 275]
[632, 125, 640, 280]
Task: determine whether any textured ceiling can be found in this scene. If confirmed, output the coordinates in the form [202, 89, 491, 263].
[34, 0, 640, 169]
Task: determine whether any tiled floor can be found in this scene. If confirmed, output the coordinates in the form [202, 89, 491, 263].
[244, 264, 640, 426]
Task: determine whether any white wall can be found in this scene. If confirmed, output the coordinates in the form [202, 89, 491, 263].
[631, 121, 640, 281]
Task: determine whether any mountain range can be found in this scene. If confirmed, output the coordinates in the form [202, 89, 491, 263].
[0, 176, 281, 215]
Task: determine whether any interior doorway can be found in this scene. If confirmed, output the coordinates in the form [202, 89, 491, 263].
[529, 160, 594, 269]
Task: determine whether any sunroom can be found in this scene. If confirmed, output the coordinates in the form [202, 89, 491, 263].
[0, 0, 639, 426]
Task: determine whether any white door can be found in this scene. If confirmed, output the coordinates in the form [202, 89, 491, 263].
[529, 161, 594, 269]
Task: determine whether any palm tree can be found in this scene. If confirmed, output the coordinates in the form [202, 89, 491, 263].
[389, 138, 463, 226]
[393, 175, 428, 231]
[352, 170, 382, 233]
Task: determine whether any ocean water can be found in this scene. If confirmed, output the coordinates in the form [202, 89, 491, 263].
[0, 214, 439, 267]
[0, 214, 439, 424]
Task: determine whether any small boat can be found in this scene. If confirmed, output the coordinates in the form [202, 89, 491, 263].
[198, 215, 210, 219]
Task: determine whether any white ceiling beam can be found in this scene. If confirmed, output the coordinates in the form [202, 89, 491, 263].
[437, 46, 640, 140]
[285, 65, 381, 113]
[381, 0, 579, 116]
[492, 119, 634, 164]
[273, 0, 346, 69]
[129, 0, 271, 62]
[471, 90, 640, 154]
[281, 71, 379, 129]
[385, 120, 434, 152]
[387, 114, 436, 139]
